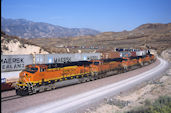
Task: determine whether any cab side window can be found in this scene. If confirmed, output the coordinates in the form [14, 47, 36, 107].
[94, 62, 99, 65]
[40, 68, 46, 72]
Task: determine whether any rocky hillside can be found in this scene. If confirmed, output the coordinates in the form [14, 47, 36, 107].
[1, 31, 49, 55]
[29, 23, 171, 54]
[1, 17, 100, 38]
[133, 23, 171, 33]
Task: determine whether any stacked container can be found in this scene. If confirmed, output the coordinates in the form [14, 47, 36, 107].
[101, 52, 120, 59]
[120, 52, 131, 58]
[130, 52, 137, 57]
[136, 50, 147, 56]
[1, 55, 33, 72]
[35, 53, 101, 64]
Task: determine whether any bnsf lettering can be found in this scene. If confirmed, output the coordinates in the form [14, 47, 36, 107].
[54, 57, 71, 63]
[63, 68, 76, 76]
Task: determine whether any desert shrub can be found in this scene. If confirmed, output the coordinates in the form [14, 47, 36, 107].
[126, 106, 148, 113]
[126, 95, 171, 113]
[144, 99, 151, 106]
[151, 95, 171, 113]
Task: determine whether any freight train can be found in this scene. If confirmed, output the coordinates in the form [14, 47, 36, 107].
[15, 50, 155, 96]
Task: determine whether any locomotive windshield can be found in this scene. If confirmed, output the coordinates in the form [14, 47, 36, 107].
[24, 67, 38, 73]
[94, 62, 99, 65]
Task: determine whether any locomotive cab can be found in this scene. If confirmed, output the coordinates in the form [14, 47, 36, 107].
[23, 65, 39, 73]
[91, 60, 102, 65]
[18, 65, 39, 83]
[23, 65, 47, 73]
[93, 61, 100, 65]
[39, 65, 47, 72]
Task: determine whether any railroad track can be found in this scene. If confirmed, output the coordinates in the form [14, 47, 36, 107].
[1, 94, 21, 102]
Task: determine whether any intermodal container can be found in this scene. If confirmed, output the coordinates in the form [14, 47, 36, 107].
[1, 82, 14, 91]
[35, 54, 76, 64]
[101, 52, 120, 59]
[1, 78, 6, 83]
[75, 53, 101, 61]
[136, 50, 147, 56]
[130, 52, 137, 57]
[1, 55, 33, 72]
[35, 53, 101, 64]
[120, 52, 131, 58]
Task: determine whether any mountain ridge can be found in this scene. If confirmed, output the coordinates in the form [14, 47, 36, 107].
[1, 17, 100, 38]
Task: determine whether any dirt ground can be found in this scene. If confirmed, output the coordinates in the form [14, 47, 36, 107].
[87, 49, 171, 113]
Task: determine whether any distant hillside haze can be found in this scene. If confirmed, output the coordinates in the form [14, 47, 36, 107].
[1, 17, 100, 38]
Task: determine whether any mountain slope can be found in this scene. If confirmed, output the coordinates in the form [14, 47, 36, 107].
[133, 23, 171, 34]
[1, 17, 100, 38]
[29, 23, 171, 54]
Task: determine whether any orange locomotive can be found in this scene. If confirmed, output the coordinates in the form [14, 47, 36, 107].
[16, 61, 92, 95]
[16, 54, 155, 96]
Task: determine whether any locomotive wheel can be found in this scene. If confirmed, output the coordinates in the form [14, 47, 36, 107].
[16, 89, 21, 95]
[102, 74, 106, 78]
[28, 89, 34, 95]
[141, 62, 144, 66]
[103, 74, 107, 78]
[98, 75, 102, 79]
[79, 78, 86, 83]
[86, 77, 90, 82]
[94, 76, 98, 80]
[21, 90, 29, 96]
[90, 76, 95, 81]
[118, 69, 123, 74]
[49, 84, 55, 90]
[32, 89, 37, 94]
[82, 78, 87, 83]
[149, 60, 152, 63]
[124, 69, 127, 73]
[16, 88, 29, 96]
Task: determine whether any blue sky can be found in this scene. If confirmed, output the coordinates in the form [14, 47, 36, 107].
[1, 0, 171, 32]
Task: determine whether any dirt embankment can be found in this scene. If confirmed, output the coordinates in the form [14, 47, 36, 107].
[161, 48, 171, 62]
[1, 32, 49, 55]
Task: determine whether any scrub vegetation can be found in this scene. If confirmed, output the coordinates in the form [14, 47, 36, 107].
[126, 95, 171, 113]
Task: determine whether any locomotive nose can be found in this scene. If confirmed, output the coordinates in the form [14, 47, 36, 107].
[20, 72, 25, 77]
[19, 71, 27, 83]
